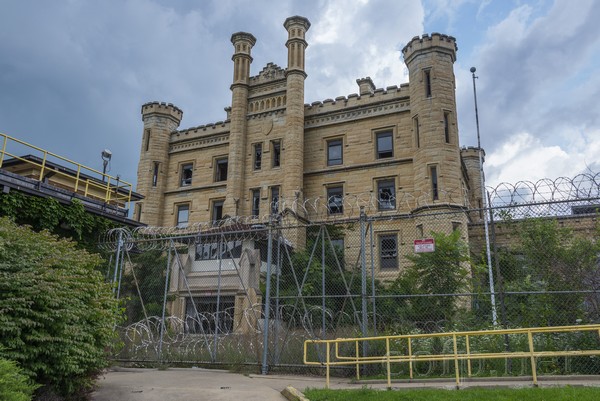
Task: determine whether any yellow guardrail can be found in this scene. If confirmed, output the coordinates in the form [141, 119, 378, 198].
[304, 324, 600, 388]
[0, 132, 133, 206]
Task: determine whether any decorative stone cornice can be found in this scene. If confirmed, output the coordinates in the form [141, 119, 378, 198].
[304, 98, 410, 129]
[169, 133, 229, 153]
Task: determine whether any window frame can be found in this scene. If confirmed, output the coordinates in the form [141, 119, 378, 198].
[214, 157, 228, 182]
[271, 140, 281, 168]
[413, 116, 420, 148]
[176, 203, 190, 228]
[152, 161, 160, 187]
[253, 142, 262, 170]
[327, 138, 343, 166]
[379, 233, 398, 270]
[270, 186, 280, 214]
[211, 199, 224, 226]
[444, 111, 450, 144]
[424, 68, 432, 98]
[375, 130, 393, 159]
[180, 162, 193, 187]
[251, 188, 260, 218]
[429, 165, 439, 201]
[326, 185, 344, 215]
[377, 178, 396, 211]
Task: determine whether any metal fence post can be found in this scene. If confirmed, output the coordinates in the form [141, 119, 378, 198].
[261, 217, 274, 375]
[360, 207, 368, 359]
[158, 241, 173, 362]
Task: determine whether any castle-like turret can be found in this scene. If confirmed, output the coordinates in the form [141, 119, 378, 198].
[226, 32, 257, 216]
[461, 146, 485, 220]
[136, 102, 183, 226]
[282, 16, 310, 208]
[403, 34, 463, 209]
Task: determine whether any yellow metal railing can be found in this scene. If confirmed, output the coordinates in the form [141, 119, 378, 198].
[304, 324, 600, 388]
[0, 132, 134, 206]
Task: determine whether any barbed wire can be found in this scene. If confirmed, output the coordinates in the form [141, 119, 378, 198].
[98, 172, 599, 250]
[487, 172, 600, 207]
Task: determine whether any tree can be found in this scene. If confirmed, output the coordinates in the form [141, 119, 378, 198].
[0, 217, 120, 398]
[392, 230, 471, 328]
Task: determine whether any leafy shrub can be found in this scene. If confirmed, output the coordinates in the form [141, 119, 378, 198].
[0, 217, 120, 397]
[0, 356, 39, 401]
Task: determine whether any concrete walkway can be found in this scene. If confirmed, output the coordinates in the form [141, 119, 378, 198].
[92, 367, 600, 401]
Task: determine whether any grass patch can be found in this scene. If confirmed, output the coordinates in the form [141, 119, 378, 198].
[304, 386, 600, 401]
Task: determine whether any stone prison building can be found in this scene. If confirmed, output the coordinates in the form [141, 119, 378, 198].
[134, 16, 485, 332]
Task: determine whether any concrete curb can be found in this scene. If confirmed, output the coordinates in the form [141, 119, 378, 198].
[281, 386, 310, 401]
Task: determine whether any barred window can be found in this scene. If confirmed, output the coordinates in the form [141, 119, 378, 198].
[379, 234, 398, 269]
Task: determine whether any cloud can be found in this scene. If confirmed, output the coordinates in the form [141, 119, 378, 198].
[485, 130, 600, 188]
[455, 0, 600, 183]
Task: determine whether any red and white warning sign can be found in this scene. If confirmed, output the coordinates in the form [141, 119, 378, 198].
[414, 238, 435, 253]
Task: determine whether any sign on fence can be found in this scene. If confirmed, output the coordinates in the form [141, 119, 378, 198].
[414, 238, 435, 253]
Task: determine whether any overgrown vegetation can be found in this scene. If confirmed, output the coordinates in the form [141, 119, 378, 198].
[0, 355, 39, 401]
[0, 191, 118, 252]
[0, 217, 121, 399]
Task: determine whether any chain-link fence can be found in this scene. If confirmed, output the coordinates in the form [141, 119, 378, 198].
[100, 173, 600, 378]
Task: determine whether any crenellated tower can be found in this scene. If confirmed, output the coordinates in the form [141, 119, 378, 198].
[136, 102, 183, 226]
[403, 34, 463, 211]
[282, 16, 310, 209]
[226, 32, 257, 217]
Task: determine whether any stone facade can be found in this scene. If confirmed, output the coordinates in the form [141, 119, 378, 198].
[135, 17, 483, 231]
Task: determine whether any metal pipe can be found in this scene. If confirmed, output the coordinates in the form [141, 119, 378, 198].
[261, 217, 274, 374]
[471, 66, 498, 325]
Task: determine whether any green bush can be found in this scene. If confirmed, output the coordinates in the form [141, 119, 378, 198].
[0, 217, 120, 397]
[0, 356, 39, 401]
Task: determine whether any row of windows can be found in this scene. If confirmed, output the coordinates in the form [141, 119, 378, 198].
[325, 168, 438, 215]
[175, 186, 281, 227]
[325, 117, 451, 167]
[173, 167, 440, 227]
[327, 130, 393, 167]
[152, 140, 283, 189]
[253, 140, 281, 171]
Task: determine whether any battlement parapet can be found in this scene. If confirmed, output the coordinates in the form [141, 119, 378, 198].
[170, 120, 230, 144]
[461, 146, 485, 160]
[402, 33, 457, 64]
[304, 82, 410, 116]
[141, 101, 183, 123]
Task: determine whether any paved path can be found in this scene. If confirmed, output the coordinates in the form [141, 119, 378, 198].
[92, 367, 600, 401]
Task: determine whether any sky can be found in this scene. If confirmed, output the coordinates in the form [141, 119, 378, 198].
[1, 0, 599, 190]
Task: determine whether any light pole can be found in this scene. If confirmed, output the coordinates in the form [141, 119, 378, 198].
[470, 67, 498, 326]
[101, 149, 112, 182]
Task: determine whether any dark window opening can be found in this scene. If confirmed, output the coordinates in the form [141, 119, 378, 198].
[416, 224, 423, 238]
[185, 296, 235, 334]
[215, 158, 228, 182]
[424, 69, 432, 98]
[136, 203, 142, 221]
[414, 117, 420, 148]
[376, 131, 393, 159]
[195, 239, 242, 261]
[377, 179, 396, 210]
[327, 139, 343, 166]
[176, 204, 189, 228]
[145, 129, 151, 152]
[253, 143, 262, 170]
[430, 166, 439, 200]
[380, 234, 398, 269]
[271, 186, 280, 214]
[251, 189, 260, 218]
[180, 163, 193, 186]
[272, 140, 281, 168]
[212, 200, 224, 225]
[327, 186, 343, 214]
[152, 162, 159, 187]
[444, 112, 450, 144]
